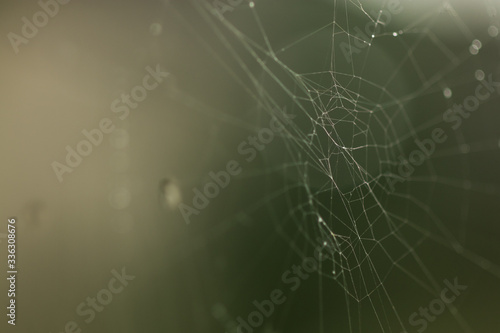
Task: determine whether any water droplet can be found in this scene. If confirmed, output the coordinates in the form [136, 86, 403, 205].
[249, 1, 255, 8]
[393, 32, 398, 37]
[109, 187, 132, 210]
[470, 39, 482, 55]
[460, 144, 470, 153]
[149, 23, 163, 36]
[487, 6, 498, 18]
[211, 303, 227, 319]
[488, 25, 499, 37]
[159, 178, 182, 210]
[443, 87, 452, 98]
[475, 70, 485, 81]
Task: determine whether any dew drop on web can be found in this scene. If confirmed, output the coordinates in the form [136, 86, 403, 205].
[469, 39, 482, 55]
[159, 178, 182, 210]
[443, 87, 452, 99]
[488, 25, 499, 37]
[149, 22, 163, 36]
[475, 69, 485, 81]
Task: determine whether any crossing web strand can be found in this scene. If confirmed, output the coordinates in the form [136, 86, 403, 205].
[167, 0, 500, 332]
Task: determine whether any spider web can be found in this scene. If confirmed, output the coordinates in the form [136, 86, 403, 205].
[165, 0, 500, 332]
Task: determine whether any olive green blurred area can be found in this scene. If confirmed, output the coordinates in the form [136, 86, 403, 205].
[1, 0, 500, 332]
